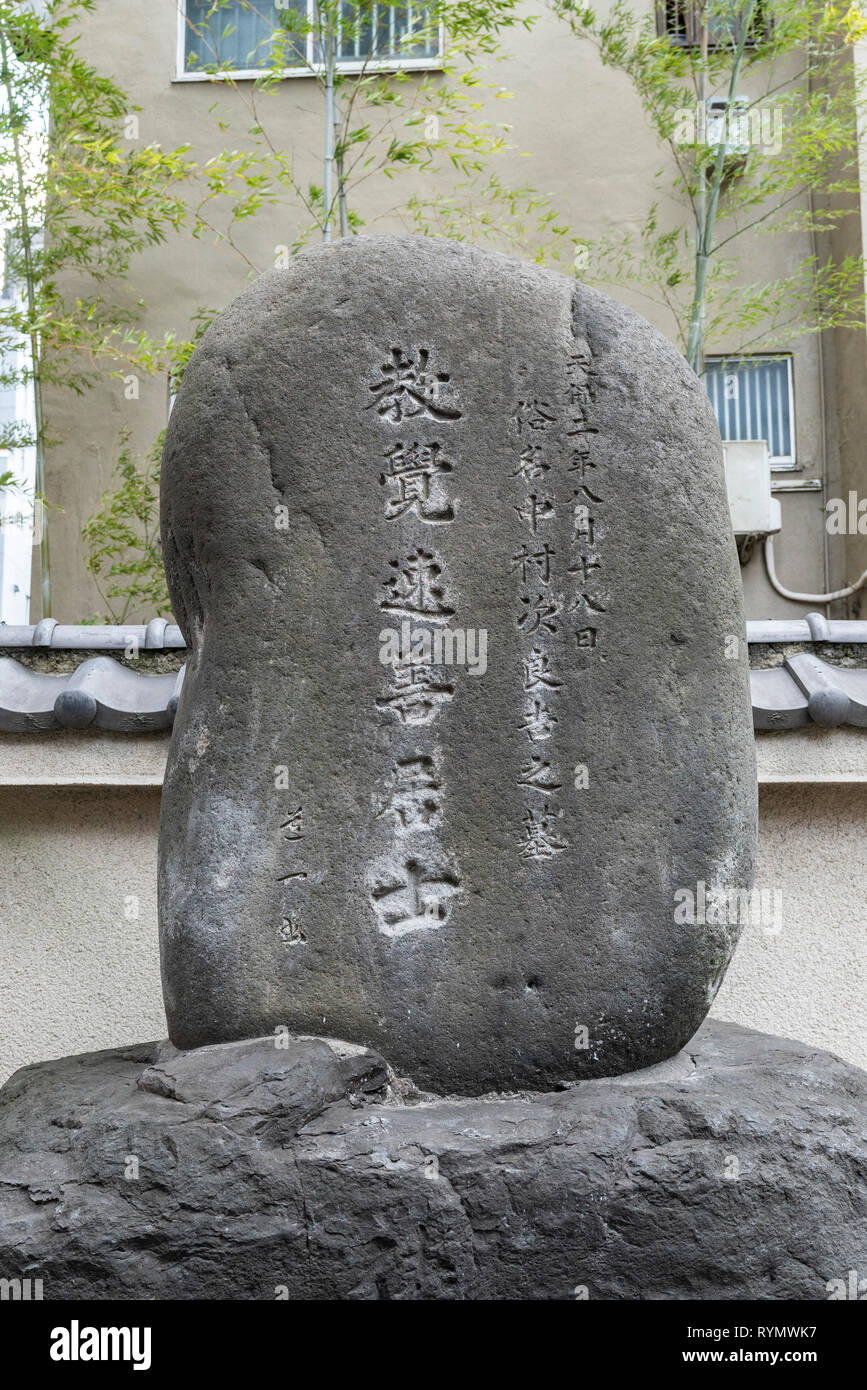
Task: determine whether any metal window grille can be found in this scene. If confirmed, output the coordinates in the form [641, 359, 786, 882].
[655, 1, 770, 50]
[182, 1, 441, 75]
[704, 355, 796, 467]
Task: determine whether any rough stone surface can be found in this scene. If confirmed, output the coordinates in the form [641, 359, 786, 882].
[0, 1021, 863, 1301]
[160, 234, 756, 1092]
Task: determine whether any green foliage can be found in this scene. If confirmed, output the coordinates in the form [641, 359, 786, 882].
[12, 1, 568, 618]
[81, 429, 169, 624]
[552, 0, 867, 368]
[0, 418, 36, 452]
[0, 0, 193, 426]
[0, 0, 197, 614]
[78, 309, 214, 621]
[180, 0, 569, 265]
[406, 172, 572, 262]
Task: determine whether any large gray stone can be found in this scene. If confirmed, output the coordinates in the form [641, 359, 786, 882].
[0, 1021, 863, 1300]
[160, 234, 756, 1092]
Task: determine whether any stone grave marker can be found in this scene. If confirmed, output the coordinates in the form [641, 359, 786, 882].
[159, 235, 756, 1093]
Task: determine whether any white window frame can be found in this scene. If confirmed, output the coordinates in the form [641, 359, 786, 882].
[704, 353, 797, 470]
[175, 1, 445, 81]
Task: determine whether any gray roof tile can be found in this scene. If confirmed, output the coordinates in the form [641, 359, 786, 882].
[751, 655, 867, 730]
[750, 668, 810, 730]
[0, 656, 184, 733]
[1, 615, 866, 733]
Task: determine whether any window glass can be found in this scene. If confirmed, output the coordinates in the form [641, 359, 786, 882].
[185, 2, 305, 72]
[704, 356, 795, 465]
[184, 2, 440, 73]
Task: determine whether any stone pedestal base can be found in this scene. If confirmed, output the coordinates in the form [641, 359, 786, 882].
[0, 1021, 864, 1300]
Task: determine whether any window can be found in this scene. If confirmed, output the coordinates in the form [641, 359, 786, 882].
[704, 355, 795, 468]
[178, 1, 443, 80]
[656, 1, 770, 50]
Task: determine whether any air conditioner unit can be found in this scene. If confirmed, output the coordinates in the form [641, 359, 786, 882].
[723, 440, 781, 563]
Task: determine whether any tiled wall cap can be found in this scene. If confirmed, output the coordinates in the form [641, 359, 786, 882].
[751, 655, 867, 730]
[746, 613, 867, 644]
[805, 612, 832, 643]
[0, 657, 183, 732]
[33, 619, 59, 646]
[2, 620, 867, 733]
[0, 623, 186, 650]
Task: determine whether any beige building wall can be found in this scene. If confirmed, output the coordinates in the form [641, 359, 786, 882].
[1, 732, 864, 1086]
[32, 0, 863, 624]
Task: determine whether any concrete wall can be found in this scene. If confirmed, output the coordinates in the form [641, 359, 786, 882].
[713, 781, 867, 1067]
[1, 731, 864, 1085]
[0, 786, 165, 1086]
[31, 0, 860, 624]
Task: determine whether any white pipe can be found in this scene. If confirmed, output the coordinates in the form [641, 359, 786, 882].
[764, 534, 867, 603]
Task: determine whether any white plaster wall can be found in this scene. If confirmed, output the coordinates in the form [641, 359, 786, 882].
[711, 783, 866, 1069]
[1, 750, 864, 1085]
[0, 786, 166, 1085]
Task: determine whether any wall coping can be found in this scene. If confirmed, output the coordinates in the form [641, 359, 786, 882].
[0, 727, 863, 788]
[1, 616, 866, 735]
